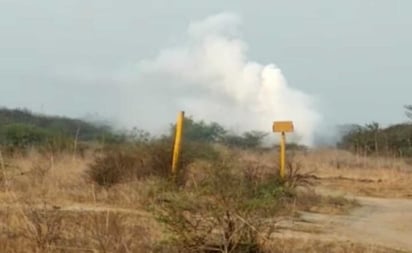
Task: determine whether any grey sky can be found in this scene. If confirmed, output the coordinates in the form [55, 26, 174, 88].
[1, 0, 411, 130]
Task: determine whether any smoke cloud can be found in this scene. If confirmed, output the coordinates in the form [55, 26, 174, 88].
[133, 12, 321, 145]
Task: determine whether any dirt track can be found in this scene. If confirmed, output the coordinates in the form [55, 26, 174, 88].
[295, 193, 412, 251]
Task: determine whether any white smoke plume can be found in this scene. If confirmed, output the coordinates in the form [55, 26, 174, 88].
[135, 12, 321, 146]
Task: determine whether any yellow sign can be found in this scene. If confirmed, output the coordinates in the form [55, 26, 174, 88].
[273, 121, 294, 133]
[272, 121, 294, 179]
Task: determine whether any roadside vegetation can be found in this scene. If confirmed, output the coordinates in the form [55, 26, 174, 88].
[1, 106, 410, 252]
[338, 105, 412, 157]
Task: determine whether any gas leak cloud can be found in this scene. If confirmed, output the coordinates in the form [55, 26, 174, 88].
[135, 12, 321, 145]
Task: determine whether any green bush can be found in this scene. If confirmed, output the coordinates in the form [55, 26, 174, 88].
[0, 123, 50, 148]
[223, 131, 267, 149]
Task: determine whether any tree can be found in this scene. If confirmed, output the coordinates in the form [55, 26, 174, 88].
[365, 122, 380, 154]
[170, 116, 226, 143]
[223, 131, 267, 149]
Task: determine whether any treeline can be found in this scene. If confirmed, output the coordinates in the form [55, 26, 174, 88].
[0, 108, 115, 151]
[0, 107, 273, 152]
[174, 117, 269, 149]
[338, 106, 412, 157]
[8, 106, 412, 157]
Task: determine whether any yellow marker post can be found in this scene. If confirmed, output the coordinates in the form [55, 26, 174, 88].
[273, 121, 294, 179]
[172, 111, 185, 176]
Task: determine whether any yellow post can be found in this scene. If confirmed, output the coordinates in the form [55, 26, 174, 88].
[279, 132, 286, 179]
[172, 111, 185, 175]
[273, 121, 294, 180]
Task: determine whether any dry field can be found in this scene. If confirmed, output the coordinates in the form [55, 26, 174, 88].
[0, 147, 411, 252]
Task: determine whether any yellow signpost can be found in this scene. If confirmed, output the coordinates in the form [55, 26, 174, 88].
[273, 121, 294, 179]
[172, 111, 185, 176]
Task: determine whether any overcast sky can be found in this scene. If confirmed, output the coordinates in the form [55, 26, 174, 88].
[1, 0, 411, 130]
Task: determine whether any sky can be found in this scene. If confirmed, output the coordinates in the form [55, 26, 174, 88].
[1, 0, 411, 143]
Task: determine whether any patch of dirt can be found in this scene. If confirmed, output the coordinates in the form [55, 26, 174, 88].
[0, 202, 151, 217]
[288, 189, 412, 252]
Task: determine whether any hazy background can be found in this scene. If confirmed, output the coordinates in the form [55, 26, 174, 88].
[1, 0, 411, 144]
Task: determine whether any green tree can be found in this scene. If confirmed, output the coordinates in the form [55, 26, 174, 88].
[223, 131, 267, 149]
[170, 116, 226, 143]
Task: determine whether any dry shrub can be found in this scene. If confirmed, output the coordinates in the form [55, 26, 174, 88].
[83, 212, 153, 253]
[0, 205, 65, 253]
[87, 139, 220, 188]
[151, 157, 288, 253]
[284, 161, 315, 190]
[19, 208, 64, 252]
[1, 205, 154, 253]
[87, 148, 148, 187]
[148, 151, 359, 253]
[86, 141, 173, 188]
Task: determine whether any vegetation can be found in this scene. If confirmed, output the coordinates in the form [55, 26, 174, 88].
[0, 133, 406, 252]
[152, 159, 287, 252]
[0, 108, 115, 139]
[87, 137, 219, 187]
[0, 108, 270, 154]
[171, 116, 268, 149]
[338, 122, 412, 157]
[337, 106, 412, 157]
[0, 108, 117, 152]
[1, 106, 412, 252]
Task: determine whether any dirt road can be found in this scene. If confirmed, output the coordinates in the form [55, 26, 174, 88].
[297, 193, 412, 251]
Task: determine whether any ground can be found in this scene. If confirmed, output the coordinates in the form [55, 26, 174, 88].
[0, 148, 412, 252]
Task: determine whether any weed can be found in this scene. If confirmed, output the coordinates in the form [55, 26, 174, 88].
[284, 160, 315, 190]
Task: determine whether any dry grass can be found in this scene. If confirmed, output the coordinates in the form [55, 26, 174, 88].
[294, 149, 412, 198]
[0, 207, 155, 252]
[293, 190, 359, 215]
[0, 151, 161, 252]
[1, 151, 92, 204]
[0, 147, 409, 252]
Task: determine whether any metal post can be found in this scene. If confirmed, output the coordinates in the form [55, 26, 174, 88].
[280, 132, 286, 179]
[172, 111, 184, 175]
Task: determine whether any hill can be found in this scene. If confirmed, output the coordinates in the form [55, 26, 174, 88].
[0, 107, 113, 148]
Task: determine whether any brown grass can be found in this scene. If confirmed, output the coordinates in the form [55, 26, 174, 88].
[0, 147, 409, 252]
[0, 207, 155, 252]
[295, 149, 412, 198]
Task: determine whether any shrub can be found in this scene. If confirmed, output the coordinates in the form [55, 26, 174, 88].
[146, 138, 174, 178]
[87, 147, 148, 187]
[87, 137, 220, 187]
[0, 124, 50, 148]
[152, 157, 287, 252]
[223, 131, 268, 149]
